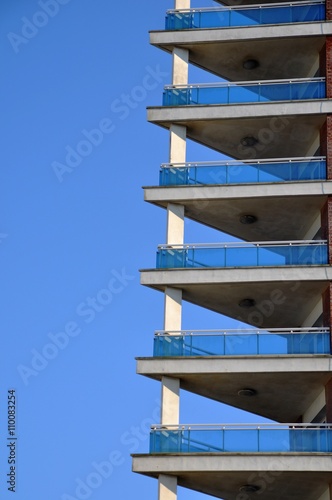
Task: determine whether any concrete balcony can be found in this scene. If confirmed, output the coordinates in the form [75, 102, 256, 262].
[147, 100, 332, 159]
[132, 451, 332, 500]
[144, 180, 332, 242]
[150, 22, 331, 81]
[136, 355, 332, 422]
[140, 265, 332, 327]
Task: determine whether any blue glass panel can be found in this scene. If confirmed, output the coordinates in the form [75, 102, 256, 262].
[150, 428, 332, 454]
[224, 429, 258, 452]
[259, 429, 291, 451]
[225, 334, 258, 355]
[165, 3, 325, 30]
[290, 429, 331, 452]
[225, 246, 258, 266]
[153, 333, 330, 357]
[189, 335, 224, 355]
[258, 333, 288, 354]
[159, 160, 326, 186]
[162, 81, 326, 106]
[157, 244, 327, 269]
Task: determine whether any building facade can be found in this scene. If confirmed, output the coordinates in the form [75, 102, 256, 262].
[133, 0, 332, 499]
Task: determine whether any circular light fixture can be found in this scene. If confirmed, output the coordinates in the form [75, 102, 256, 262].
[243, 59, 259, 70]
[240, 136, 258, 148]
[240, 214, 257, 225]
[239, 484, 260, 493]
[238, 298, 256, 308]
[239, 214, 257, 224]
[238, 388, 257, 397]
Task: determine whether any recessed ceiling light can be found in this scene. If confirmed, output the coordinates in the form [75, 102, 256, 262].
[240, 136, 258, 147]
[239, 484, 260, 493]
[238, 298, 256, 308]
[240, 214, 257, 225]
[238, 388, 257, 397]
[243, 59, 259, 70]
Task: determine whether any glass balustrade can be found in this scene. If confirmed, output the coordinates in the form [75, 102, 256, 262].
[165, 1, 325, 30]
[162, 78, 325, 106]
[156, 241, 327, 269]
[150, 424, 332, 454]
[159, 158, 326, 186]
[153, 328, 330, 356]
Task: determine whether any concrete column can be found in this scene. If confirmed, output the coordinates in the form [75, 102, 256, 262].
[172, 47, 189, 86]
[164, 287, 182, 331]
[166, 203, 184, 245]
[161, 376, 180, 424]
[174, 0, 190, 10]
[158, 474, 177, 500]
[169, 124, 187, 164]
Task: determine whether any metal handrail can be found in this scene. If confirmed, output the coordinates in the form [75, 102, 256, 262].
[160, 156, 326, 169]
[155, 327, 330, 336]
[166, 0, 324, 14]
[164, 77, 325, 90]
[151, 423, 332, 430]
[157, 240, 327, 249]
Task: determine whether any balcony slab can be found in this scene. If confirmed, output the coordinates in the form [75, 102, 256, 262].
[144, 182, 332, 241]
[136, 356, 332, 422]
[147, 103, 331, 160]
[150, 26, 330, 80]
[140, 267, 332, 327]
[133, 453, 332, 500]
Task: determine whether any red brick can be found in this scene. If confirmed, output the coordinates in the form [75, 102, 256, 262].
[327, 0, 332, 20]
[326, 378, 332, 423]
[320, 117, 332, 179]
[322, 38, 332, 97]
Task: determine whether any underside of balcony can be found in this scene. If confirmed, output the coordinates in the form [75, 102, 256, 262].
[150, 31, 326, 81]
[137, 356, 332, 422]
[140, 267, 331, 327]
[147, 104, 330, 159]
[133, 453, 332, 500]
[144, 185, 329, 241]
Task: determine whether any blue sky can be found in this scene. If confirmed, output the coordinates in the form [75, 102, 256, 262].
[0, 1, 269, 499]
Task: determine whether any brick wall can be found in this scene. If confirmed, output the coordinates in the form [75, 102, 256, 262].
[320, 116, 332, 179]
[326, 378, 332, 423]
[326, 38, 332, 98]
[321, 199, 332, 264]
[327, 0, 332, 21]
